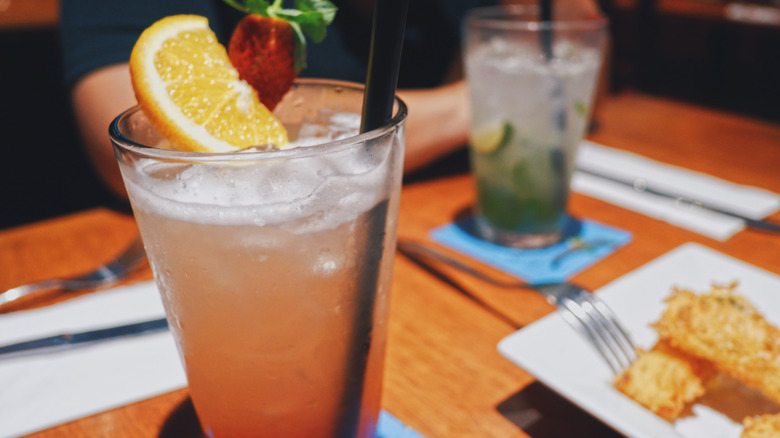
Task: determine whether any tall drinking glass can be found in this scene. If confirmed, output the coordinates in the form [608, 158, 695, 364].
[463, 6, 607, 248]
[110, 79, 406, 438]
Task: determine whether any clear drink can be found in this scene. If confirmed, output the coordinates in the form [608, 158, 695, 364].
[463, 7, 607, 248]
[110, 80, 406, 438]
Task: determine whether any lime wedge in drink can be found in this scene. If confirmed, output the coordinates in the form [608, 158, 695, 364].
[469, 121, 513, 155]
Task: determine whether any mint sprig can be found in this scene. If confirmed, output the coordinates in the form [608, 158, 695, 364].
[223, 0, 336, 42]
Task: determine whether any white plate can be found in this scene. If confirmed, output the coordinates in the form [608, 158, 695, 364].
[498, 242, 780, 438]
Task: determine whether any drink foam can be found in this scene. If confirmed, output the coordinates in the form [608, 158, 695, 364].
[122, 113, 394, 231]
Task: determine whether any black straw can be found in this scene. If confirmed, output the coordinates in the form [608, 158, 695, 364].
[336, 201, 388, 436]
[540, 0, 554, 59]
[333, 1, 410, 434]
[359, 0, 410, 133]
[541, 0, 568, 204]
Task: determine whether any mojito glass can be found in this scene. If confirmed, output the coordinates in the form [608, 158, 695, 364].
[110, 79, 406, 438]
[464, 6, 607, 248]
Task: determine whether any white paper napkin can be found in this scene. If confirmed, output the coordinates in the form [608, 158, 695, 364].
[0, 281, 186, 438]
[572, 141, 780, 240]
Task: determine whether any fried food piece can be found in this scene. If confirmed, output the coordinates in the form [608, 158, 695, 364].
[653, 283, 780, 406]
[614, 340, 714, 421]
[741, 413, 780, 437]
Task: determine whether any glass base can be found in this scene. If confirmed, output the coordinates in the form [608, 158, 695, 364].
[474, 217, 563, 249]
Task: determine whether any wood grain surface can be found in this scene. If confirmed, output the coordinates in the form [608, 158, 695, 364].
[3, 90, 779, 438]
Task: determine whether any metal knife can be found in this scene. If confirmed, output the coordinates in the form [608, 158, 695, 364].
[576, 167, 780, 233]
[0, 318, 169, 360]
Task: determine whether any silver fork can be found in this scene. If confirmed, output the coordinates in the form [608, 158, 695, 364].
[0, 237, 147, 307]
[397, 240, 636, 374]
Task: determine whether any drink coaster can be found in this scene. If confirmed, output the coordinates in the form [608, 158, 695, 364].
[430, 217, 631, 284]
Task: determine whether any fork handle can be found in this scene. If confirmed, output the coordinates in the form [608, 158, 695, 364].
[0, 280, 63, 307]
[398, 241, 525, 289]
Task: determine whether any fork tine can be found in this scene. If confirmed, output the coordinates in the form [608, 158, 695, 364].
[1, 237, 148, 308]
[579, 294, 637, 361]
[62, 237, 147, 290]
[558, 298, 625, 374]
[571, 293, 636, 371]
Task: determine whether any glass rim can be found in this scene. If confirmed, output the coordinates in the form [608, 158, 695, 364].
[465, 5, 608, 31]
[109, 78, 407, 163]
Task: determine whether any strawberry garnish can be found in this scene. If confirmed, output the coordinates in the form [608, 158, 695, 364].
[223, 0, 337, 110]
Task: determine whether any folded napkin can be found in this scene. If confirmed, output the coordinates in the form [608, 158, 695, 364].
[0, 281, 423, 438]
[431, 218, 632, 284]
[573, 141, 780, 241]
[0, 282, 181, 438]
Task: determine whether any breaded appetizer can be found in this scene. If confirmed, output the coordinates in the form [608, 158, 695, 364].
[742, 413, 780, 438]
[614, 340, 715, 421]
[653, 283, 780, 406]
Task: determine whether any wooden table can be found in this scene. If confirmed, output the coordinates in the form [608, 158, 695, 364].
[3, 90, 780, 437]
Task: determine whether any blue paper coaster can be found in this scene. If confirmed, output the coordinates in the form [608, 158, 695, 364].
[430, 217, 631, 284]
[378, 410, 425, 437]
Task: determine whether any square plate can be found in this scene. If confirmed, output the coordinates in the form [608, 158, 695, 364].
[498, 242, 780, 438]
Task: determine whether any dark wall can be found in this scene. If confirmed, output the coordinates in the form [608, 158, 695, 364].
[0, 28, 118, 230]
[608, 6, 780, 124]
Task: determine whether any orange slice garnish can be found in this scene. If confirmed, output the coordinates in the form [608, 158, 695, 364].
[129, 15, 288, 153]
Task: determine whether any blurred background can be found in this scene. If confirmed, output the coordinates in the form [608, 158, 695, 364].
[1, 0, 117, 230]
[1, 0, 778, 230]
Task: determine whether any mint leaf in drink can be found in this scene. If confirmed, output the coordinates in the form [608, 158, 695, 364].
[574, 100, 588, 117]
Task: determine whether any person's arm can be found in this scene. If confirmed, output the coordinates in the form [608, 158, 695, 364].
[71, 63, 136, 199]
[397, 80, 470, 173]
